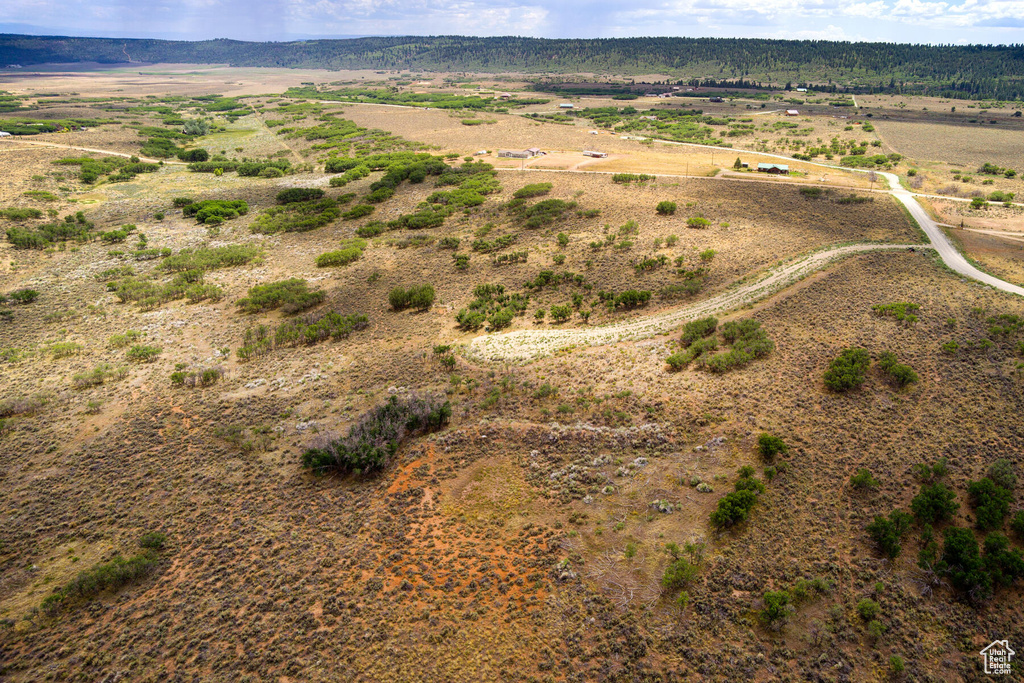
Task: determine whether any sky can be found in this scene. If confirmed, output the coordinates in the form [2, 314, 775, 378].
[2, 0, 1023, 45]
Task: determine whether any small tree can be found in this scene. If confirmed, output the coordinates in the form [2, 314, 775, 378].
[967, 478, 1012, 531]
[911, 482, 960, 525]
[733, 157, 743, 169]
[866, 510, 912, 558]
[759, 590, 792, 629]
[757, 433, 787, 462]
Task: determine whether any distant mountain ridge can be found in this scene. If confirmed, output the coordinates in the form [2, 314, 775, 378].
[1, 34, 1023, 99]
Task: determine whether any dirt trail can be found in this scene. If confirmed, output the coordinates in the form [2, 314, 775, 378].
[3, 139, 185, 164]
[468, 243, 929, 363]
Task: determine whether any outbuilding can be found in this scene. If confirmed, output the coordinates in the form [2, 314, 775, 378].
[559, 103, 574, 109]
[786, 109, 800, 116]
[0, 131, 12, 138]
[583, 150, 607, 158]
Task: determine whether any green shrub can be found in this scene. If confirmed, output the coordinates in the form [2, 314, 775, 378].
[549, 304, 572, 322]
[181, 199, 249, 223]
[877, 351, 919, 387]
[987, 459, 1017, 491]
[161, 245, 261, 272]
[686, 216, 711, 229]
[236, 278, 325, 314]
[7, 288, 39, 304]
[389, 284, 435, 311]
[758, 590, 792, 628]
[911, 482, 960, 525]
[656, 200, 677, 215]
[316, 247, 362, 268]
[72, 363, 127, 389]
[0, 207, 43, 221]
[356, 221, 386, 238]
[237, 311, 367, 360]
[710, 489, 758, 528]
[856, 598, 881, 620]
[342, 204, 375, 220]
[850, 468, 879, 490]
[108, 330, 142, 348]
[757, 433, 787, 461]
[613, 289, 651, 309]
[276, 188, 324, 204]
[661, 556, 699, 591]
[513, 183, 553, 199]
[1010, 511, 1024, 540]
[968, 478, 1013, 531]
[126, 345, 162, 363]
[866, 510, 912, 558]
[824, 347, 870, 391]
[251, 198, 341, 234]
[301, 393, 451, 474]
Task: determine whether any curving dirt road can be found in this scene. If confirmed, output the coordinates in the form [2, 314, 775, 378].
[469, 166, 1024, 362]
[3, 139, 185, 164]
[468, 243, 931, 362]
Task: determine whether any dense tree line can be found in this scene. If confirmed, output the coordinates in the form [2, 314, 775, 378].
[1, 35, 1023, 99]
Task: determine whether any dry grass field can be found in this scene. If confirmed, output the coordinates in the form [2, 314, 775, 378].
[1, 68, 1024, 683]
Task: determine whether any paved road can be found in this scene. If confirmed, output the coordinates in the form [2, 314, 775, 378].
[880, 171, 1024, 296]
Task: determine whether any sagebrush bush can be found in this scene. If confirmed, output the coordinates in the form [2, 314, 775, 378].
[389, 284, 435, 311]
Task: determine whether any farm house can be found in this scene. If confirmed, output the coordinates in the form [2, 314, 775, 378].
[757, 163, 790, 174]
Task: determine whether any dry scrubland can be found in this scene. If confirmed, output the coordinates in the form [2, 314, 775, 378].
[878, 120, 1024, 171]
[0, 72, 1023, 682]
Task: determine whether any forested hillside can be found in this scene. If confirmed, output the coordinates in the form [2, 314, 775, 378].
[2, 34, 1023, 99]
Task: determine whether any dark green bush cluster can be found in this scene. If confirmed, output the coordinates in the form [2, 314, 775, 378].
[526, 270, 587, 291]
[176, 148, 209, 162]
[850, 468, 879, 490]
[186, 159, 241, 174]
[387, 205, 450, 230]
[160, 245, 262, 272]
[237, 311, 369, 360]
[710, 467, 765, 528]
[170, 365, 224, 388]
[472, 233, 518, 253]
[126, 344, 162, 362]
[251, 198, 340, 234]
[659, 279, 705, 299]
[438, 236, 461, 249]
[508, 198, 578, 229]
[968, 477, 1013, 531]
[681, 316, 718, 344]
[236, 278, 325, 314]
[634, 255, 669, 272]
[276, 187, 325, 204]
[235, 159, 291, 177]
[52, 155, 158, 184]
[493, 251, 528, 265]
[866, 510, 913, 558]
[355, 221, 386, 238]
[937, 528, 1024, 603]
[107, 271, 223, 310]
[612, 289, 651, 309]
[41, 536, 165, 616]
[2, 288, 39, 304]
[0, 207, 43, 221]
[670, 319, 773, 372]
[389, 284, 436, 311]
[986, 312, 1024, 337]
[824, 347, 870, 391]
[660, 542, 703, 593]
[301, 393, 451, 475]
[181, 199, 249, 225]
[6, 211, 94, 249]
[456, 283, 530, 331]
[877, 351, 919, 387]
[133, 247, 173, 261]
[872, 301, 920, 324]
[757, 433, 787, 462]
[513, 183, 553, 199]
[612, 173, 656, 184]
[656, 200, 677, 215]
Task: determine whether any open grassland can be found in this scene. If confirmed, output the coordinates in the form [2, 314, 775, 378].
[878, 119, 1024, 170]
